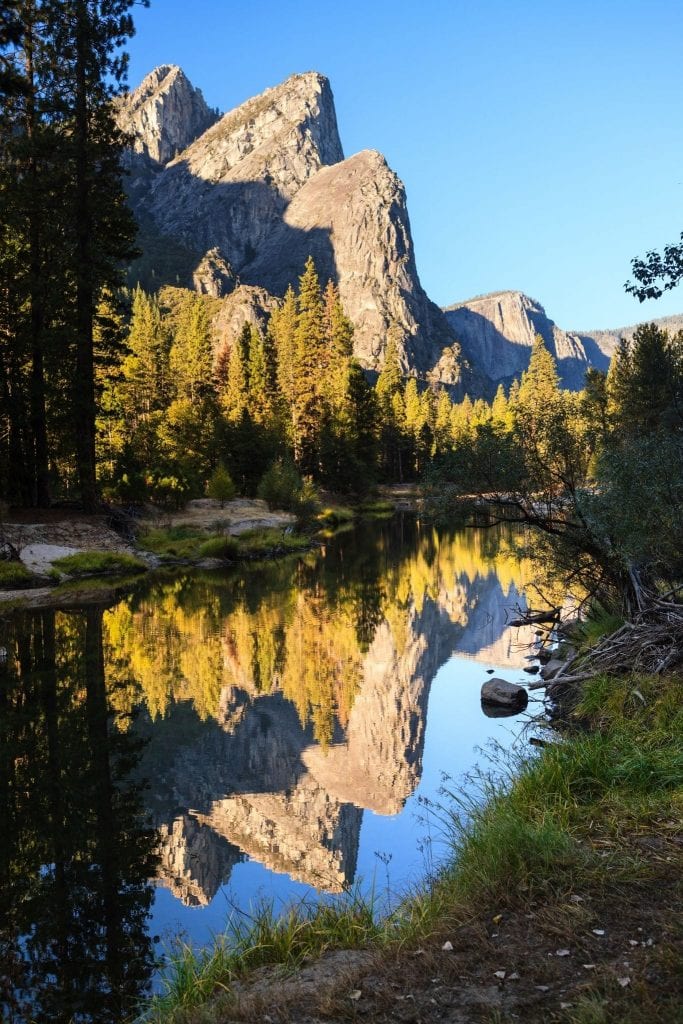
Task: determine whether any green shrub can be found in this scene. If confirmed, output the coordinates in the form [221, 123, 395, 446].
[51, 551, 147, 577]
[198, 535, 239, 559]
[236, 528, 310, 557]
[257, 459, 304, 511]
[137, 526, 204, 559]
[0, 561, 34, 588]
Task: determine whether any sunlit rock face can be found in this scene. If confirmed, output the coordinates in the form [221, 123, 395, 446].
[117, 64, 218, 166]
[118, 67, 471, 390]
[443, 290, 614, 391]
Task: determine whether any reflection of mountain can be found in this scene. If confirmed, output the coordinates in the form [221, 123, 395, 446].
[136, 690, 362, 899]
[124, 527, 542, 904]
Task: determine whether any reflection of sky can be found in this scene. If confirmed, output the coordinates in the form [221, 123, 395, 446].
[150, 650, 537, 967]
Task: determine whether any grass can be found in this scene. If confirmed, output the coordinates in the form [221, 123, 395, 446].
[50, 550, 147, 577]
[144, 894, 380, 1022]
[197, 535, 239, 559]
[0, 561, 34, 588]
[138, 526, 207, 560]
[235, 528, 311, 557]
[572, 603, 625, 651]
[139, 670, 682, 1023]
[137, 525, 312, 565]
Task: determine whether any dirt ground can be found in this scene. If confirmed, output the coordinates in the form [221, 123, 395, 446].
[154, 497, 296, 535]
[197, 827, 682, 1024]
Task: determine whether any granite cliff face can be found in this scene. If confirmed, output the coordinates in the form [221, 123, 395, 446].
[117, 64, 218, 166]
[118, 68, 468, 389]
[443, 291, 615, 391]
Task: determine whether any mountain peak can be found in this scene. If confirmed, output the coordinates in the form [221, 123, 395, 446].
[118, 63, 219, 165]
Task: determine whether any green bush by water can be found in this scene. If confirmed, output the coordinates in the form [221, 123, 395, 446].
[51, 551, 147, 577]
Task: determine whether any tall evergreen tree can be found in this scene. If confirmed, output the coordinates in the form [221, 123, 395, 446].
[42, 0, 143, 509]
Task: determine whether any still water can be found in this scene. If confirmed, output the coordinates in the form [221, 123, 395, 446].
[0, 516, 545, 1022]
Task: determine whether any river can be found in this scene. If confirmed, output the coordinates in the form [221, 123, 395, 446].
[0, 515, 546, 1022]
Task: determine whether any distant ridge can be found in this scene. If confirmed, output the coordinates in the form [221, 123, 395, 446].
[443, 290, 683, 392]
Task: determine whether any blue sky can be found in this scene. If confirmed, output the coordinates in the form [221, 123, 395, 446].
[127, 0, 683, 330]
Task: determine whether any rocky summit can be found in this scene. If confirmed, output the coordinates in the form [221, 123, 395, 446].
[443, 291, 683, 391]
[443, 290, 617, 391]
[118, 67, 471, 391]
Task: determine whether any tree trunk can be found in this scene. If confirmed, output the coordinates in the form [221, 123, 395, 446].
[25, 4, 50, 507]
[73, 1, 98, 512]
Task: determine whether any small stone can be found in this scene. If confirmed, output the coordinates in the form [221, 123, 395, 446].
[560, 1002, 572, 1010]
[582, 964, 596, 970]
[629, 940, 639, 946]
[592, 929, 605, 936]
[556, 949, 571, 957]
[441, 940, 453, 951]
[535, 985, 550, 992]
[569, 894, 584, 903]
[349, 990, 362, 1001]
[494, 970, 506, 979]
[508, 971, 520, 980]
[618, 977, 631, 988]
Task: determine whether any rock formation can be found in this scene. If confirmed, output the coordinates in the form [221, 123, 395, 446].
[118, 67, 470, 390]
[443, 291, 683, 392]
[117, 64, 218, 166]
[443, 290, 613, 391]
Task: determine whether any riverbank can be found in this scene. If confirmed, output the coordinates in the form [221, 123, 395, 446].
[0, 497, 397, 608]
[141, 665, 682, 1024]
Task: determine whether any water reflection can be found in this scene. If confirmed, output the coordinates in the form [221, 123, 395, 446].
[111, 519, 542, 903]
[0, 517, 547, 1021]
[0, 608, 157, 1024]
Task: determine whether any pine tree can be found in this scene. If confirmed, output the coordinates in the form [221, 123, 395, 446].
[222, 323, 249, 422]
[245, 324, 273, 423]
[42, 0, 144, 509]
[271, 285, 298, 420]
[321, 279, 353, 412]
[169, 293, 214, 403]
[376, 326, 403, 411]
[291, 257, 325, 472]
[122, 287, 168, 420]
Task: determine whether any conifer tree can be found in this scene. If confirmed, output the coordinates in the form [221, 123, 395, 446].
[169, 293, 213, 403]
[245, 324, 273, 423]
[223, 323, 249, 422]
[376, 327, 403, 411]
[291, 257, 325, 472]
[42, 0, 144, 509]
[123, 287, 168, 420]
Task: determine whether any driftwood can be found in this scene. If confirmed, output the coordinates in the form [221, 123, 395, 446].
[527, 672, 594, 691]
[578, 600, 683, 676]
[509, 608, 560, 627]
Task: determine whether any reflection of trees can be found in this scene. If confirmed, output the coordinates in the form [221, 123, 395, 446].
[0, 608, 157, 1024]
[103, 518, 543, 742]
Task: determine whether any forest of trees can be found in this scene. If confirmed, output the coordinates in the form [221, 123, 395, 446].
[0, 1, 680, 623]
[0, 0, 141, 510]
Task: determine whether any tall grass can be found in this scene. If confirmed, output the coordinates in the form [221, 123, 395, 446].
[143, 893, 381, 1022]
[138, 672, 683, 1022]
